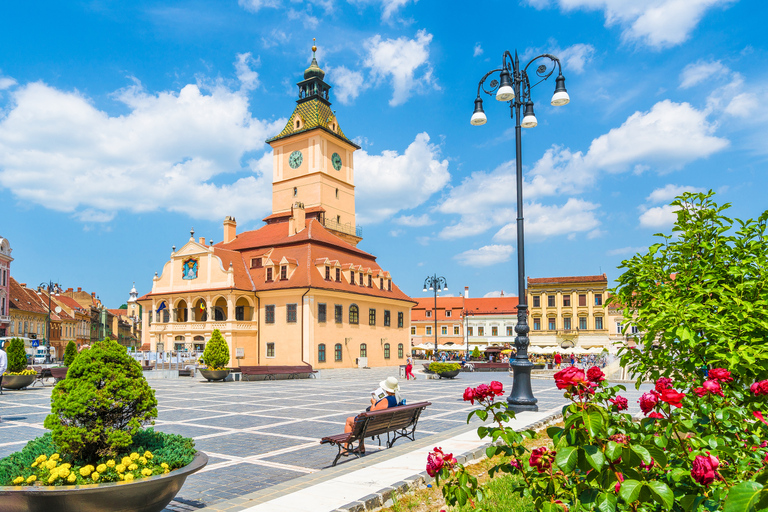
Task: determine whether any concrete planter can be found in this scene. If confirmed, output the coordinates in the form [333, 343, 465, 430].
[0, 451, 208, 512]
[436, 369, 461, 379]
[199, 369, 230, 382]
[1, 374, 36, 390]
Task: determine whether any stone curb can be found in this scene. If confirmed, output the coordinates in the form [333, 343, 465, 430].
[332, 410, 565, 512]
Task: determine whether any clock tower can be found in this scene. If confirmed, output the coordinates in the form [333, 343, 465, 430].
[266, 42, 362, 246]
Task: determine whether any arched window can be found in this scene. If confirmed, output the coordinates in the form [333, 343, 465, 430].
[194, 299, 207, 321]
[349, 304, 359, 325]
[384, 343, 391, 359]
[334, 343, 342, 362]
[398, 343, 404, 358]
[193, 335, 205, 352]
[360, 343, 367, 357]
[175, 300, 188, 322]
[318, 343, 326, 363]
[214, 298, 227, 321]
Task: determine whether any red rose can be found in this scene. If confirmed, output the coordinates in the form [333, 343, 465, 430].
[639, 392, 659, 413]
[587, 366, 605, 383]
[691, 454, 720, 486]
[693, 387, 707, 397]
[754, 411, 768, 426]
[426, 447, 456, 477]
[490, 381, 504, 396]
[639, 457, 655, 470]
[463, 387, 476, 404]
[554, 366, 587, 390]
[614, 472, 624, 493]
[609, 396, 629, 411]
[655, 377, 673, 392]
[709, 368, 733, 382]
[660, 388, 685, 408]
[702, 379, 724, 397]
[509, 458, 521, 470]
[648, 412, 665, 419]
[529, 447, 555, 473]
[476, 383, 491, 400]
[752, 380, 768, 396]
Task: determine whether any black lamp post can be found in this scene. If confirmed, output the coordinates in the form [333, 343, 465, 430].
[471, 51, 570, 413]
[38, 281, 61, 363]
[422, 275, 447, 359]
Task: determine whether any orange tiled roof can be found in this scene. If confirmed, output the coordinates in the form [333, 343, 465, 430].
[410, 296, 520, 321]
[527, 274, 607, 285]
[465, 297, 519, 314]
[9, 278, 48, 315]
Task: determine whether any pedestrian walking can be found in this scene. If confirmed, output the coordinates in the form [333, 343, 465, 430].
[554, 352, 562, 369]
[405, 355, 416, 380]
[570, 353, 575, 367]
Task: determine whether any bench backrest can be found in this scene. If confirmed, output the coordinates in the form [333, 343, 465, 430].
[350, 401, 431, 441]
[240, 365, 314, 374]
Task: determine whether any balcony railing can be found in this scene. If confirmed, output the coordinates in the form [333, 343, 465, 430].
[150, 321, 256, 332]
[322, 218, 363, 237]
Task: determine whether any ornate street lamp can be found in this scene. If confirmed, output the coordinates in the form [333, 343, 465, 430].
[471, 51, 570, 413]
[38, 281, 61, 363]
[423, 275, 447, 358]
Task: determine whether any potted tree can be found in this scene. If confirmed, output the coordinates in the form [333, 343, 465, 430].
[198, 329, 230, 382]
[428, 362, 462, 379]
[1, 338, 36, 390]
[0, 338, 207, 512]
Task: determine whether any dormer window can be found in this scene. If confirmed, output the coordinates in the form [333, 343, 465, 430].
[350, 272, 355, 285]
[251, 257, 262, 269]
[266, 267, 273, 281]
[281, 266, 287, 280]
[368, 275, 372, 287]
[325, 266, 330, 280]
[380, 277, 383, 289]
[388, 279, 392, 291]
[336, 268, 341, 282]
[359, 272, 364, 286]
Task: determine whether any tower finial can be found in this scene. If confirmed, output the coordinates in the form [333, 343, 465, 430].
[312, 38, 317, 55]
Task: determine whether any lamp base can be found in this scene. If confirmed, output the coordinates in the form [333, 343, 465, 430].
[506, 359, 539, 413]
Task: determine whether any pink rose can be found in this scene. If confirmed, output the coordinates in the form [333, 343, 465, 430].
[655, 377, 673, 392]
[426, 447, 456, 477]
[691, 454, 720, 486]
[529, 447, 555, 473]
[614, 472, 624, 493]
[709, 368, 733, 382]
[702, 379, 724, 397]
[639, 392, 659, 414]
[609, 396, 629, 411]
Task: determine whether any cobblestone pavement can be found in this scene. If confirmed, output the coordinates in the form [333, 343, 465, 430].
[0, 365, 650, 511]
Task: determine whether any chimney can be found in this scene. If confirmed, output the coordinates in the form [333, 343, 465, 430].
[224, 216, 237, 243]
[77, 287, 82, 292]
[289, 202, 306, 236]
[464, 286, 469, 299]
[199, 237, 206, 245]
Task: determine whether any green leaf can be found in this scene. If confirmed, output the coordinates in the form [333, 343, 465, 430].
[555, 446, 579, 473]
[724, 481, 765, 512]
[597, 492, 617, 512]
[631, 445, 652, 465]
[619, 479, 643, 504]
[583, 445, 605, 471]
[605, 440, 622, 462]
[583, 409, 606, 438]
[647, 481, 674, 510]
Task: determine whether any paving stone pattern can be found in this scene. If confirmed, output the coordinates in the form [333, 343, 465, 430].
[0, 366, 648, 511]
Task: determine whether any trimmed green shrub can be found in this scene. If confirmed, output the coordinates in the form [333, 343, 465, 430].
[0, 432, 57, 485]
[471, 347, 482, 360]
[202, 329, 229, 370]
[63, 341, 78, 367]
[429, 362, 461, 374]
[7, 337, 28, 373]
[43, 338, 157, 461]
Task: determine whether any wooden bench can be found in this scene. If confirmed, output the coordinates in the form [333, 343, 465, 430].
[240, 365, 317, 381]
[320, 401, 431, 467]
[472, 362, 511, 372]
[31, 366, 54, 387]
[177, 368, 193, 377]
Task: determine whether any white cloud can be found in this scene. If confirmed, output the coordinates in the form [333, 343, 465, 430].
[347, 0, 415, 21]
[529, 0, 734, 48]
[393, 214, 433, 227]
[679, 59, 727, 89]
[355, 132, 450, 223]
[235, 53, 260, 91]
[287, 8, 319, 29]
[440, 218, 493, 240]
[364, 30, 437, 106]
[639, 204, 677, 228]
[493, 199, 601, 242]
[0, 77, 16, 90]
[454, 245, 514, 267]
[330, 66, 365, 105]
[607, 246, 646, 256]
[261, 29, 290, 49]
[646, 184, 704, 204]
[0, 75, 284, 223]
[483, 290, 518, 298]
[724, 92, 759, 118]
[238, 0, 280, 12]
[473, 43, 483, 57]
[522, 42, 595, 74]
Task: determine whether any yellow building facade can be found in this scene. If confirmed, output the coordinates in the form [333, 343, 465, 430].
[139, 48, 414, 369]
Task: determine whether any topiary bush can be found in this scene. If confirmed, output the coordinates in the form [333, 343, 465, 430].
[43, 338, 158, 461]
[63, 341, 77, 367]
[202, 329, 229, 370]
[471, 346, 482, 360]
[6, 337, 28, 373]
[428, 362, 461, 374]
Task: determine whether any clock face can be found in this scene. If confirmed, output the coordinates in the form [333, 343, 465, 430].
[331, 152, 342, 171]
[289, 150, 303, 169]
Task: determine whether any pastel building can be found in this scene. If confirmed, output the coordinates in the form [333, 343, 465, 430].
[0, 237, 11, 337]
[138, 48, 415, 368]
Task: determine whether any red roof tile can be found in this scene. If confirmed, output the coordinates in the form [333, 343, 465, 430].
[465, 297, 519, 314]
[8, 278, 48, 315]
[527, 274, 607, 285]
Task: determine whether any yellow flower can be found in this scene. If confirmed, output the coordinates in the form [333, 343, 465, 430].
[59, 468, 70, 479]
[106, 460, 115, 468]
[138, 457, 147, 465]
[163, 469, 169, 474]
[119, 474, 124, 480]
[128, 463, 138, 471]
[121, 457, 132, 466]
[59, 463, 71, 471]
[91, 472, 100, 482]
[37, 455, 47, 463]
[124, 473, 134, 482]
[96, 464, 107, 473]
[13, 477, 24, 485]
[79, 466, 92, 477]
[160, 463, 169, 469]
[31, 461, 38, 468]
[26, 475, 37, 484]
[144, 451, 153, 459]
[47, 474, 57, 484]
[129, 453, 139, 461]
[67, 473, 77, 483]
[141, 468, 152, 477]
[50, 453, 60, 461]
[115, 464, 125, 473]
[45, 459, 58, 470]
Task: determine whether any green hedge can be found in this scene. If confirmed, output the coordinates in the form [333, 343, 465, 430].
[428, 362, 461, 374]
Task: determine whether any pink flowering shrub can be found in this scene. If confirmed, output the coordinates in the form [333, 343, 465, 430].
[430, 369, 768, 511]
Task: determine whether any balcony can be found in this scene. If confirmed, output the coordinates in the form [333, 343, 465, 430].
[0, 315, 10, 324]
[149, 321, 257, 333]
[322, 217, 363, 237]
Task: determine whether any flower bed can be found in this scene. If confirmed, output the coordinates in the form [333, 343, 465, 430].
[428, 362, 461, 374]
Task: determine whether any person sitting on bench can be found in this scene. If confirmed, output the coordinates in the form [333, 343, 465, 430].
[344, 377, 401, 453]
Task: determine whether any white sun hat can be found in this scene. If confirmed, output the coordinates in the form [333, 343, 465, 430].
[380, 376, 400, 393]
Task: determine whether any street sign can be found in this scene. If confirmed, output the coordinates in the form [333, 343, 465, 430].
[31, 340, 39, 347]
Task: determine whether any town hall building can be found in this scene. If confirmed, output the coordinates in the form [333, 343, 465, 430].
[138, 46, 416, 369]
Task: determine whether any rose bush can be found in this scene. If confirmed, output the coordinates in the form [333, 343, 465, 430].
[431, 367, 768, 511]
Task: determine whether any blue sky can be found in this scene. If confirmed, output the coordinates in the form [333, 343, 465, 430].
[1, 0, 766, 307]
